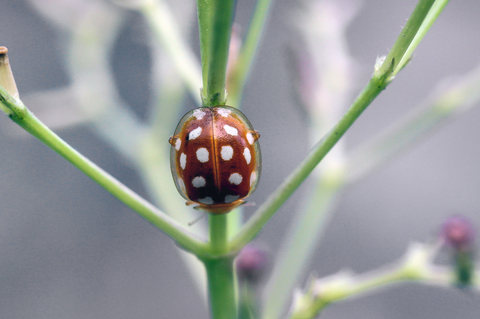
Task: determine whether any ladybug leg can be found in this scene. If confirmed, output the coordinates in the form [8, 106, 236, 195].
[242, 201, 256, 207]
[187, 213, 207, 226]
[168, 135, 179, 146]
[250, 130, 260, 142]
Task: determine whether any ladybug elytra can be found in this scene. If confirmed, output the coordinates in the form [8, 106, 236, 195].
[169, 106, 261, 214]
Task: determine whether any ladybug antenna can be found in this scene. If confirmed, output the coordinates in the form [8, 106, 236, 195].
[188, 212, 207, 226]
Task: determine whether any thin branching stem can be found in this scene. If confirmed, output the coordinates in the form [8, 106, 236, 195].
[0, 89, 208, 255]
[397, 0, 451, 72]
[229, 75, 388, 252]
[347, 60, 480, 184]
[377, 0, 436, 77]
[287, 243, 465, 319]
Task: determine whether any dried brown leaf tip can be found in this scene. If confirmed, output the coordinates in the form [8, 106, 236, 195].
[0, 46, 19, 101]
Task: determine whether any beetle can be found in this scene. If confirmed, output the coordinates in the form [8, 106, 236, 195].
[169, 105, 261, 214]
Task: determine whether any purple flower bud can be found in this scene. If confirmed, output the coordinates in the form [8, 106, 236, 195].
[442, 215, 475, 250]
[441, 216, 476, 287]
[236, 245, 268, 283]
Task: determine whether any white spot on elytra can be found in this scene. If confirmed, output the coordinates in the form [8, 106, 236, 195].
[177, 178, 186, 193]
[246, 132, 254, 145]
[180, 153, 187, 169]
[192, 176, 206, 188]
[243, 148, 251, 164]
[189, 127, 202, 140]
[221, 146, 233, 161]
[224, 125, 238, 136]
[250, 171, 257, 187]
[196, 148, 209, 163]
[225, 195, 240, 203]
[229, 173, 243, 185]
[193, 109, 205, 120]
[175, 138, 181, 151]
[217, 108, 231, 117]
[199, 197, 214, 205]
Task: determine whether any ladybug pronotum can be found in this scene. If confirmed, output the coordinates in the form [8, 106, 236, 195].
[169, 105, 261, 214]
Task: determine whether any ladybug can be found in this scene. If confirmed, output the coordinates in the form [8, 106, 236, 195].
[169, 105, 261, 214]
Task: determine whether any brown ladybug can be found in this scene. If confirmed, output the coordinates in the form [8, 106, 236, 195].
[169, 106, 261, 214]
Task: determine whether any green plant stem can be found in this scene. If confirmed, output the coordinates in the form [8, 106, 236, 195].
[0, 97, 208, 254]
[197, 0, 236, 106]
[261, 176, 342, 319]
[377, 0, 436, 77]
[203, 213, 238, 319]
[227, 209, 243, 240]
[263, 0, 454, 311]
[203, 256, 238, 319]
[228, 0, 275, 106]
[397, 0, 450, 72]
[346, 61, 480, 184]
[196, 0, 212, 96]
[288, 267, 423, 319]
[193, 5, 243, 316]
[229, 0, 447, 252]
[0, 84, 25, 117]
[228, 74, 389, 252]
[288, 243, 457, 319]
[201, 215, 238, 318]
[209, 214, 229, 253]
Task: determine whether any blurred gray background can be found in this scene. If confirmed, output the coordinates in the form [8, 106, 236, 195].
[1, 0, 480, 318]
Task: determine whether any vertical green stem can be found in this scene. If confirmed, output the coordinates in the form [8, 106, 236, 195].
[210, 214, 229, 252]
[197, 0, 237, 105]
[196, 0, 239, 316]
[203, 215, 238, 319]
[206, 215, 237, 318]
[204, 256, 238, 319]
[196, 0, 212, 95]
[227, 209, 243, 239]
